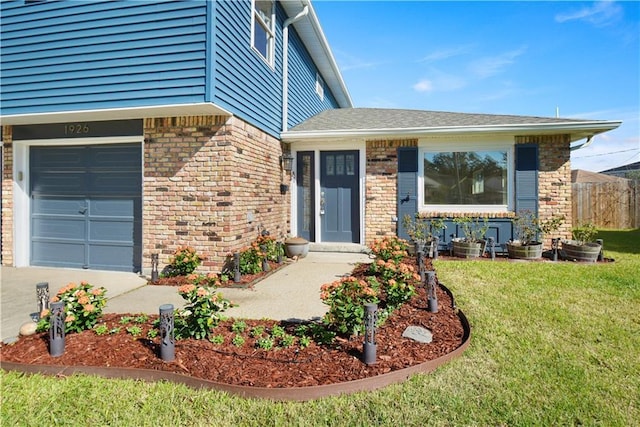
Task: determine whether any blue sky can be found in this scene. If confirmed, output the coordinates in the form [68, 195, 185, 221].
[312, 0, 640, 172]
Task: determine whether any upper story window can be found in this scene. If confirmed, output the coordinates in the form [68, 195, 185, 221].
[315, 73, 325, 101]
[420, 144, 512, 213]
[252, 0, 275, 66]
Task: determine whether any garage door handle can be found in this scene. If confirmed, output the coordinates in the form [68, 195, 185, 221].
[79, 207, 87, 214]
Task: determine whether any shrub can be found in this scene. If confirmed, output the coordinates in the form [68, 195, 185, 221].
[175, 284, 233, 340]
[239, 245, 263, 274]
[37, 281, 107, 334]
[369, 236, 409, 263]
[320, 276, 379, 336]
[167, 246, 202, 277]
[368, 260, 419, 310]
[572, 222, 598, 245]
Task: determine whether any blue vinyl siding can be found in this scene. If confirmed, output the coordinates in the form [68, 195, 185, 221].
[286, 26, 339, 128]
[1, 0, 341, 138]
[1, 0, 207, 115]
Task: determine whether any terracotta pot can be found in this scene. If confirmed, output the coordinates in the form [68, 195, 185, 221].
[562, 240, 601, 262]
[284, 237, 309, 258]
[507, 242, 543, 260]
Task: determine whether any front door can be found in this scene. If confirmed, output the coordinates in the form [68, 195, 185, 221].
[320, 151, 359, 243]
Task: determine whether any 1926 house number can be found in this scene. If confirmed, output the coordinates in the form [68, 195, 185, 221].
[64, 123, 90, 135]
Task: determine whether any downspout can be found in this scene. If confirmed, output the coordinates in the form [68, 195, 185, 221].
[570, 135, 593, 151]
[282, 5, 309, 132]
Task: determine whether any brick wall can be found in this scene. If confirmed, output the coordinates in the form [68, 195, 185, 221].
[516, 135, 572, 243]
[364, 139, 417, 245]
[144, 115, 290, 272]
[1, 127, 13, 265]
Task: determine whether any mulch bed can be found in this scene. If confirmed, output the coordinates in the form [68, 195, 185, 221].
[0, 286, 465, 388]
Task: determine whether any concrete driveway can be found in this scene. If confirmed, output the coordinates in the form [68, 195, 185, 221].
[1, 251, 371, 343]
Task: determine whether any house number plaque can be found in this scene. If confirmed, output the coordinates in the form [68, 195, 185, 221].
[13, 119, 143, 140]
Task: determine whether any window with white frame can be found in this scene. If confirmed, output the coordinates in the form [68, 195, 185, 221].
[422, 149, 509, 209]
[315, 73, 325, 101]
[252, 0, 275, 66]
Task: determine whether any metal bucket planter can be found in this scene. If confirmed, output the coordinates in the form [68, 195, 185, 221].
[507, 242, 543, 260]
[562, 240, 601, 262]
[452, 240, 483, 258]
[284, 237, 309, 258]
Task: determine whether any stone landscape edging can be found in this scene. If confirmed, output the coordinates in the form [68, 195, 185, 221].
[1, 285, 471, 401]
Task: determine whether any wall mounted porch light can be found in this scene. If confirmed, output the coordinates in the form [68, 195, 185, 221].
[280, 152, 294, 172]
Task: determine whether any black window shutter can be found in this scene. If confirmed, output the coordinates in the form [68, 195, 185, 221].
[397, 147, 418, 239]
[515, 144, 539, 215]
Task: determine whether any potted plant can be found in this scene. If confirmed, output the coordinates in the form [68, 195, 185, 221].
[562, 222, 601, 262]
[284, 236, 309, 258]
[452, 216, 489, 258]
[507, 211, 564, 260]
[402, 214, 445, 255]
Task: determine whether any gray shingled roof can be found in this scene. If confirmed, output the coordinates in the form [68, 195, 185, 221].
[288, 108, 595, 132]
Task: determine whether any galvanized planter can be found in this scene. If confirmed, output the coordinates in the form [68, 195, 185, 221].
[452, 239, 483, 258]
[506, 242, 543, 260]
[562, 240, 602, 262]
[284, 237, 309, 258]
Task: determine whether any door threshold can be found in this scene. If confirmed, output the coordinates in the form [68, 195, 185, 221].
[309, 242, 368, 253]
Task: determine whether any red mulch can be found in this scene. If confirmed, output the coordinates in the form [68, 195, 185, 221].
[0, 287, 465, 388]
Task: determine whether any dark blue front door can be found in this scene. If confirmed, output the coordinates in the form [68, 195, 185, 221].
[30, 144, 142, 272]
[320, 151, 359, 243]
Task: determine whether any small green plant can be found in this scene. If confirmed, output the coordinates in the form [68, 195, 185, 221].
[255, 336, 275, 350]
[512, 210, 564, 245]
[232, 334, 245, 347]
[126, 326, 142, 336]
[146, 329, 158, 339]
[167, 246, 202, 277]
[280, 334, 295, 348]
[134, 314, 149, 324]
[270, 325, 286, 338]
[298, 335, 311, 348]
[250, 325, 265, 338]
[453, 216, 489, 242]
[320, 276, 379, 336]
[119, 316, 133, 325]
[175, 284, 234, 340]
[94, 324, 109, 336]
[572, 222, 598, 245]
[402, 214, 446, 245]
[109, 327, 121, 335]
[36, 281, 107, 334]
[209, 334, 224, 345]
[231, 320, 247, 333]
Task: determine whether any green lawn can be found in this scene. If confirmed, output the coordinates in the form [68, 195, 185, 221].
[2, 229, 639, 426]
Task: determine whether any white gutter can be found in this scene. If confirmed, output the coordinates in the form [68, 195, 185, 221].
[282, 120, 622, 142]
[282, 5, 309, 132]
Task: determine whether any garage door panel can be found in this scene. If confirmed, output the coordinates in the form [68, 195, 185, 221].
[89, 146, 141, 169]
[32, 197, 86, 216]
[89, 198, 136, 217]
[89, 245, 135, 272]
[89, 172, 141, 195]
[89, 220, 134, 242]
[30, 143, 141, 272]
[31, 147, 84, 170]
[32, 217, 85, 240]
[32, 241, 85, 268]
[31, 173, 86, 195]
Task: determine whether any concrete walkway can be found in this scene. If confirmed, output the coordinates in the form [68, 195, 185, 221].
[1, 252, 371, 343]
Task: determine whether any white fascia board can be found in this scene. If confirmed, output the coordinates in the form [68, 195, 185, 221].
[281, 120, 622, 142]
[0, 103, 232, 126]
[282, 1, 353, 108]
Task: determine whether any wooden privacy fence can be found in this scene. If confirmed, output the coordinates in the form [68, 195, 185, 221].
[572, 180, 639, 229]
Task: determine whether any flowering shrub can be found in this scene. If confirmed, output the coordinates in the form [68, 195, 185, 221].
[184, 272, 223, 287]
[320, 276, 379, 336]
[368, 259, 419, 310]
[167, 246, 202, 277]
[37, 281, 107, 333]
[238, 234, 283, 274]
[176, 284, 233, 340]
[369, 236, 409, 263]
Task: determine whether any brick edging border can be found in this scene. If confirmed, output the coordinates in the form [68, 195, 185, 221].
[1, 287, 471, 401]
